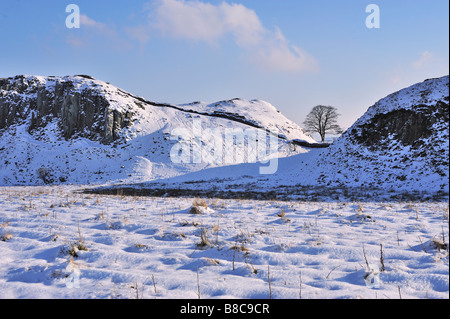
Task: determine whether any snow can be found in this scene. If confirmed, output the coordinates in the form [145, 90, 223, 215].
[2, 75, 447, 196]
[0, 75, 313, 186]
[356, 76, 449, 126]
[0, 75, 448, 299]
[0, 186, 447, 299]
[309, 75, 449, 194]
[177, 98, 316, 143]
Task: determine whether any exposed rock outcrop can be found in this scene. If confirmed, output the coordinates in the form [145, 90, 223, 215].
[315, 75, 449, 193]
[0, 75, 134, 144]
[0, 74, 311, 186]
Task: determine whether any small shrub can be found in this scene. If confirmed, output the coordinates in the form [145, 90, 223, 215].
[277, 209, 286, 218]
[0, 221, 9, 228]
[432, 236, 448, 251]
[68, 241, 88, 257]
[190, 206, 203, 215]
[134, 243, 150, 250]
[190, 199, 211, 215]
[205, 258, 220, 265]
[277, 209, 291, 223]
[197, 228, 212, 249]
[231, 242, 249, 253]
[1, 232, 13, 241]
[443, 206, 449, 221]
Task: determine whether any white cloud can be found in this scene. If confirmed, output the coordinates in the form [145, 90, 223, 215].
[134, 0, 318, 73]
[150, 0, 264, 45]
[254, 27, 318, 73]
[80, 14, 102, 28]
[383, 51, 447, 92]
[80, 14, 116, 38]
[65, 34, 87, 48]
[412, 51, 435, 69]
[219, 2, 265, 47]
[152, 0, 228, 43]
[126, 25, 151, 46]
[66, 14, 132, 51]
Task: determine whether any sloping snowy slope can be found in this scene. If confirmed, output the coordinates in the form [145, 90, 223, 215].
[1, 75, 448, 199]
[177, 98, 316, 143]
[0, 75, 312, 186]
[313, 75, 449, 193]
[116, 76, 449, 200]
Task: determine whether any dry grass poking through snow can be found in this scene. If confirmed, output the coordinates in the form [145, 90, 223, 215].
[0, 186, 448, 299]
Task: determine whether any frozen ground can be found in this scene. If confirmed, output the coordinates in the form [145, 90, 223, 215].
[0, 186, 448, 299]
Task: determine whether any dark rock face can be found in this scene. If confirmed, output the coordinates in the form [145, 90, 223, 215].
[353, 101, 449, 149]
[0, 75, 134, 144]
[315, 75, 449, 193]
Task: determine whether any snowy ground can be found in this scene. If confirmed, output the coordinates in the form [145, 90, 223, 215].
[0, 186, 448, 299]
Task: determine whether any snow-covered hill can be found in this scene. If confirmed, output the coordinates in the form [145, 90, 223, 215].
[177, 98, 316, 142]
[111, 75, 449, 201]
[0, 75, 313, 186]
[314, 75, 449, 193]
[1, 74, 448, 200]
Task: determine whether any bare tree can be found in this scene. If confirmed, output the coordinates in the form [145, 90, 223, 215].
[303, 105, 343, 143]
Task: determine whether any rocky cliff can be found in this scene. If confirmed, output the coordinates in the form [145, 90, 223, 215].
[314, 75, 449, 193]
[0, 75, 137, 144]
[0, 75, 312, 185]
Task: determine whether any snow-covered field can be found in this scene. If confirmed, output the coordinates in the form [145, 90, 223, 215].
[0, 186, 448, 299]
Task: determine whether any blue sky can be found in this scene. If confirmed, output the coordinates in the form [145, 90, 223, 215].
[0, 0, 448, 129]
